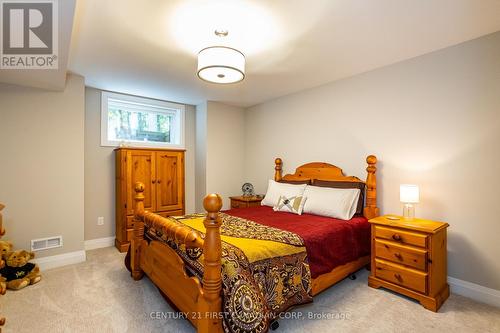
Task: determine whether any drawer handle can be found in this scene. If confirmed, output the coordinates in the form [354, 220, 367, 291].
[394, 273, 403, 282]
[392, 234, 402, 241]
[394, 252, 403, 260]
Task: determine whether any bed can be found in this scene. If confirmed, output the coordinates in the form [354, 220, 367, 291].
[127, 155, 379, 333]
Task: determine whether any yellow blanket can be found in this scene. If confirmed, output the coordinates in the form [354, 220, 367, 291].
[179, 214, 305, 263]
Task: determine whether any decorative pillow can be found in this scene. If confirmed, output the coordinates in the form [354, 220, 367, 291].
[273, 195, 307, 215]
[302, 185, 361, 220]
[312, 180, 366, 216]
[261, 180, 307, 207]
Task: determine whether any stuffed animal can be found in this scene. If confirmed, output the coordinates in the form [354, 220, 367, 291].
[0, 241, 12, 279]
[0, 250, 41, 290]
[0, 241, 12, 260]
[0, 276, 5, 295]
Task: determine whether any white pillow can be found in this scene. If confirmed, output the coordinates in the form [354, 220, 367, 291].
[273, 195, 307, 215]
[302, 185, 361, 220]
[261, 180, 307, 207]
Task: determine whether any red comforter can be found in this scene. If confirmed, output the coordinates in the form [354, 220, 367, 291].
[225, 206, 370, 278]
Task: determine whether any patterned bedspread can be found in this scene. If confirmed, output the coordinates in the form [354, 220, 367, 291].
[144, 212, 313, 333]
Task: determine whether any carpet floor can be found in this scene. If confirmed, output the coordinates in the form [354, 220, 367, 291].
[2, 247, 499, 333]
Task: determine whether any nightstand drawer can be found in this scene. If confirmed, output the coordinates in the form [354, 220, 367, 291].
[230, 196, 263, 209]
[375, 239, 427, 271]
[247, 201, 261, 208]
[374, 226, 427, 248]
[126, 216, 134, 228]
[375, 259, 427, 294]
[231, 201, 246, 209]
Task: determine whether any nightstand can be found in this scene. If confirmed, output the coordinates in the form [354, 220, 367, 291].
[368, 215, 449, 312]
[229, 196, 263, 209]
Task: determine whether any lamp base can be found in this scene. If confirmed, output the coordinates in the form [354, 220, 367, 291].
[403, 203, 415, 219]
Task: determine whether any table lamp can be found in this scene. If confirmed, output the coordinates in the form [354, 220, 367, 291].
[400, 184, 419, 219]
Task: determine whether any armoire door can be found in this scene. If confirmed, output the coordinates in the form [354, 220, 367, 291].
[156, 151, 184, 212]
[126, 150, 156, 215]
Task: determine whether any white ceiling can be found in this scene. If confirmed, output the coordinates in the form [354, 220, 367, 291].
[3, 1, 500, 107]
[0, 0, 76, 90]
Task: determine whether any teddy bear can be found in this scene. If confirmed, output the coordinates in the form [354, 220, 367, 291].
[0, 240, 12, 261]
[0, 276, 5, 295]
[0, 240, 12, 293]
[0, 250, 41, 290]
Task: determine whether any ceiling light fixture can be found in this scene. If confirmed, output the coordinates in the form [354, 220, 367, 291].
[214, 29, 228, 37]
[197, 30, 245, 84]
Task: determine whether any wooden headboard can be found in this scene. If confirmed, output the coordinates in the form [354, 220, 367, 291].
[274, 155, 379, 219]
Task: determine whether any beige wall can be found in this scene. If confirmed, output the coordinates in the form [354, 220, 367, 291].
[84, 88, 115, 240]
[195, 102, 208, 212]
[206, 102, 246, 209]
[184, 105, 197, 214]
[195, 101, 246, 210]
[0, 74, 85, 257]
[245, 32, 500, 290]
[84, 87, 197, 241]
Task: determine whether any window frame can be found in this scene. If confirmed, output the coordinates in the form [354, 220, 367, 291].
[100, 91, 185, 149]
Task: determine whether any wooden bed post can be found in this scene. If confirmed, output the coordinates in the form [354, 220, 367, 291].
[0, 203, 5, 237]
[131, 182, 145, 281]
[199, 194, 223, 333]
[274, 158, 283, 181]
[0, 203, 5, 329]
[364, 155, 380, 219]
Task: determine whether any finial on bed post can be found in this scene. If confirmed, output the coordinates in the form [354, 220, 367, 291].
[131, 182, 145, 280]
[275, 158, 283, 182]
[200, 193, 223, 333]
[364, 155, 380, 219]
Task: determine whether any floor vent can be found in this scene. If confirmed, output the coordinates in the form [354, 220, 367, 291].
[31, 236, 63, 251]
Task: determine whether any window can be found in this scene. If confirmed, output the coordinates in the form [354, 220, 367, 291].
[101, 91, 185, 148]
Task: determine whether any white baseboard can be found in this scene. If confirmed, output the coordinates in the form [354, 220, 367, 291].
[449, 276, 500, 308]
[84, 236, 115, 250]
[32, 250, 86, 271]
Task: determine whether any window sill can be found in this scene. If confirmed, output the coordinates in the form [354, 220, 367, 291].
[101, 140, 185, 150]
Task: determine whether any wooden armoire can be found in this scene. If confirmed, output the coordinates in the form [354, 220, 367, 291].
[115, 148, 185, 252]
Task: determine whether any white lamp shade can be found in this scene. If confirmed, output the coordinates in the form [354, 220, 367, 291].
[400, 184, 419, 203]
[197, 46, 245, 84]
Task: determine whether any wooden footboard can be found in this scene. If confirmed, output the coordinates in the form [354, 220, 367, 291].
[130, 182, 223, 333]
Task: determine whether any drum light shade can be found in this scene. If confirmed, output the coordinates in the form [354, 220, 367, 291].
[197, 46, 245, 84]
[400, 184, 419, 219]
[400, 184, 420, 203]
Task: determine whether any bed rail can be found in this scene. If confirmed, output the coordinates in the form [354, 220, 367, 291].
[130, 182, 223, 333]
